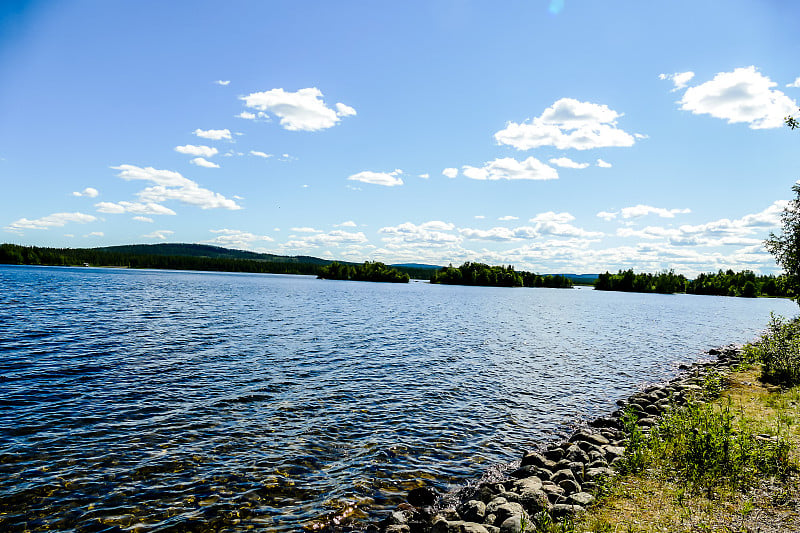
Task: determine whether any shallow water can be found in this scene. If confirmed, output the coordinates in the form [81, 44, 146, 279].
[0, 265, 795, 531]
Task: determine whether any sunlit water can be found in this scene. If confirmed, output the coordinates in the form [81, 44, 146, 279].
[0, 265, 796, 531]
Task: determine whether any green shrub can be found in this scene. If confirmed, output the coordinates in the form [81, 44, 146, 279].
[745, 314, 800, 386]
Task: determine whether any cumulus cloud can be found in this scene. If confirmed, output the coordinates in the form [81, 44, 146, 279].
[442, 167, 458, 178]
[240, 87, 355, 131]
[132, 216, 153, 223]
[95, 201, 177, 216]
[335, 220, 357, 227]
[283, 230, 368, 249]
[787, 77, 800, 88]
[291, 227, 321, 233]
[348, 169, 404, 187]
[619, 205, 691, 219]
[72, 187, 99, 198]
[498, 215, 519, 221]
[85, 231, 104, 237]
[677, 66, 797, 129]
[190, 157, 220, 168]
[596, 159, 612, 168]
[143, 230, 174, 240]
[659, 71, 695, 91]
[250, 150, 272, 159]
[529, 211, 603, 238]
[462, 157, 558, 181]
[237, 111, 256, 120]
[459, 226, 539, 241]
[205, 229, 274, 248]
[175, 145, 218, 158]
[494, 98, 637, 151]
[549, 157, 589, 169]
[5, 212, 97, 233]
[193, 128, 232, 140]
[419, 173, 430, 179]
[379, 221, 460, 245]
[214, 80, 230, 86]
[111, 164, 241, 210]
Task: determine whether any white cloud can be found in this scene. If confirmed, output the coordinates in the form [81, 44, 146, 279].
[597, 211, 618, 221]
[250, 150, 273, 159]
[143, 230, 174, 240]
[462, 157, 558, 181]
[494, 98, 637, 151]
[72, 187, 99, 198]
[474, 215, 485, 219]
[419, 173, 430, 179]
[530, 211, 575, 224]
[240, 87, 355, 131]
[529, 211, 603, 238]
[348, 169, 404, 187]
[237, 111, 256, 120]
[335, 102, 357, 117]
[335, 220, 357, 227]
[175, 145, 218, 158]
[596, 159, 612, 168]
[291, 227, 321, 233]
[619, 205, 691, 219]
[677, 66, 797, 129]
[132, 216, 153, 223]
[214, 80, 230, 86]
[459, 226, 539, 241]
[283, 230, 368, 249]
[379, 221, 460, 245]
[193, 128, 232, 140]
[111, 164, 241, 210]
[85, 231, 104, 237]
[190, 157, 220, 168]
[787, 77, 800, 88]
[205, 229, 274, 248]
[498, 215, 519, 221]
[95, 201, 176, 216]
[659, 71, 695, 91]
[5, 211, 97, 233]
[549, 157, 589, 169]
[442, 167, 458, 178]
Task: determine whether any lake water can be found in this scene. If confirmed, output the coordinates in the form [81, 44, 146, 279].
[0, 265, 796, 531]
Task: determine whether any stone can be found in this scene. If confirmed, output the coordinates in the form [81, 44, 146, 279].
[551, 503, 585, 518]
[385, 526, 410, 533]
[492, 502, 525, 526]
[557, 478, 581, 494]
[567, 492, 595, 507]
[551, 468, 575, 484]
[585, 466, 613, 481]
[457, 500, 486, 523]
[499, 515, 524, 533]
[543, 447, 564, 462]
[485, 497, 508, 516]
[602, 445, 625, 460]
[408, 486, 437, 507]
[509, 465, 539, 479]
[511, 476, 542, 494]
[432, 519, 463, 533]
[389, 510, 410, 525]
[461, 523, 490, 533]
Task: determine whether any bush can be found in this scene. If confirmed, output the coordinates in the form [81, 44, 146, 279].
[745, 314, 800, 386]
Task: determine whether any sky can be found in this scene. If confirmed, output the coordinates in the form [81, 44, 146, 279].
[1, 0, 799, 276]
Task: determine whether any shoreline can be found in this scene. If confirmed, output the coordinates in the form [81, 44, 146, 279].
[368, 346, 746, 533]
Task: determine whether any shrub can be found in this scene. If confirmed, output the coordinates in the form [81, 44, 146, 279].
[745, 314, 800, 386]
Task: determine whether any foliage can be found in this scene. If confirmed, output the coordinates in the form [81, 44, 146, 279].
[619, 398, 791, 495]
[594, 269, 687, 294]
[787, 107, 800, 130]
[430, 261, 573, 288]
[317, 261, 410, 283]
[744, 314, 800, 386]
[766, 184, 800, 304]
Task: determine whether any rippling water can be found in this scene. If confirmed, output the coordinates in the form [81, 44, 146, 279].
[0, 265, 796, 531]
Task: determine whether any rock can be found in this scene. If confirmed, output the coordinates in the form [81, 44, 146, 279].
[551, 469, 575, 485]
[708, 348, 721, 355]
[457, 500, 486, 523]
[388, 510, 410, 525]
[521, 451, 557, 470]
[551, 503, 585, 518]
[587, 458, 608, 469]
[385, 526, 410, 533]
[485, 497, 509, 516]
[408, 486, 438, 507]
[511, 476, 542, 494]
[499, 515, 524, 533]
[637, 417, 657, 428]
[557, 478, 581, 495]
[497, 491, 521, 504]
[461, 522, 490, 533]
[492, 502, 526, 526]
[432, 519, 463, 533]
[565, 444, 590, 464]
[543, 447, 564, 462]
[567, 492, 595, 507]
[474, 483, 503, 503]
[509, 465, 539, 479]
[585, 466, 613, 481]
[602, 445, 625, 460]
[567, 461, 586, 481]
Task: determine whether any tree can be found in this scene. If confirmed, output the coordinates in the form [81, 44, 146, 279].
[765, 184, 800, 303]
[787, 107, 800, 130]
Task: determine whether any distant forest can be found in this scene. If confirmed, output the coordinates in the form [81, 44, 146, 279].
[430, 262, 574, 288]
[317, 261, 410, 283]
[595, 269, 793, 298]
[0, 243, 434, 280]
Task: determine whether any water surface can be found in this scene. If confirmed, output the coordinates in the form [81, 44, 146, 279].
[0, 265, 795, 531]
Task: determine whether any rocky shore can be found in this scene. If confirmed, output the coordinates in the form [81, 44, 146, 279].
[369, 346, 743, 533]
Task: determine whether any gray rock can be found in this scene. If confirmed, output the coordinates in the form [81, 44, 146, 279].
[492, 502, 525, 526]
[385, 526, 410, 533]
[499, 515, 524, 533]
[587, 458, 608, 469]
[497, 491, 521, 504]
[461, 522, 490, 533]
[511, 476, 542, 494]
[457, 500, 486, 523]
[485, 497, 509, 516]
[567, 461, 585, 481]
[509, 465, 539, 479]
[521, 451, 551, 468]
[552, 468, 575, 484]
[585, 466, 613, 480]
[557, 478, 581, 494]
[543, 447, 564, 462]
[567, 491, 595, 506]
[389, 510, 410, 525]
[551, 503, 585, 518]
[603, 445, 625, 459]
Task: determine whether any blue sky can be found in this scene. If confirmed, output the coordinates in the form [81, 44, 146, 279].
[2, 0, 799, 275]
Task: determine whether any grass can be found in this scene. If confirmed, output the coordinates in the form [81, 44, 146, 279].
[564, 367, 800, 533]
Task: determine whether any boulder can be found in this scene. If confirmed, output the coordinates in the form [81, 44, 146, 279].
[567, 492, 595, 507]
[457, 500, 486, 523]
[492, 502, 526, 526]
[408, 486, 438, 507]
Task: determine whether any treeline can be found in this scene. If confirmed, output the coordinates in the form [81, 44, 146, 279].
[0, 243, 323, 275]
[595, 268, 793, 298]
[430, 262, 573, 288]
[317, 261, 410, 283]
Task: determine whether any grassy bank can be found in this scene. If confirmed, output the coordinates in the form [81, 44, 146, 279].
[558, 320, 800, 533]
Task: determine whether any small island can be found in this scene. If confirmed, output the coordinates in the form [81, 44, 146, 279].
[430, 261, 573, 288]
[317, 261, 410, 283]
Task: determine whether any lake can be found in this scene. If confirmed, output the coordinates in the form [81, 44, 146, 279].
[0, 265, 796, 531]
